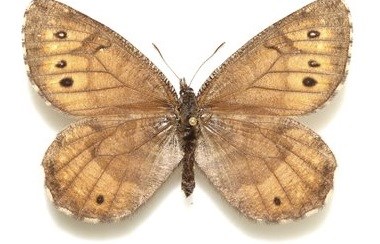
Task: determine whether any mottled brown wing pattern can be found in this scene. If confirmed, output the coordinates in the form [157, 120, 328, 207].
[23, 0, 178, 116]
[198, 0, 351, 116]
[44, 116, 182, 222]
[195, 0, 350, 222]
[196, 115, 336, 222]
[23, 0, 182, 222]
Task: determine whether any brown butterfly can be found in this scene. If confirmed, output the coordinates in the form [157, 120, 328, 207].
[23, 0, 351, 223]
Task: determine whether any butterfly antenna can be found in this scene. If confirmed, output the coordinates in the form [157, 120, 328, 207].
[152, 43, 181, 80]
[189, 42, 225, 86]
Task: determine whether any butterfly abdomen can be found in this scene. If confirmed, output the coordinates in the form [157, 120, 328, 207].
[178, 81, 199, 197]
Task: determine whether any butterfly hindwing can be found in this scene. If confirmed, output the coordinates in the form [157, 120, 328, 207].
[196, 115, 336, 222]
[44, 116, 182, 222]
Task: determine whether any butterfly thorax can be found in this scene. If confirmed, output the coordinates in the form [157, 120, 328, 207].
[178, 79, 199, 197]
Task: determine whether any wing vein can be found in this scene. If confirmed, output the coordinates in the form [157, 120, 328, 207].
[106, 124, 173, 214]
[35, 70, 110, 77]
[200, 127, 237, 193]
[250, 86, 326, 94]
[49, 85, 127, 95]
[78, 155, 117, 216]
[138, 129, 177, 192]
[267, 70, 341, 76]
[204, 125, 271, 216]
[56, 154, 99, 204]
[54, 123, 122, 173]
[267, 25, 346, 40]
[217, 118, 332, 174]
[24, 25, 95, 35]
[205, 123, 294, 214]
[93, 55, 169, 104]
[220, 120, 325, 202]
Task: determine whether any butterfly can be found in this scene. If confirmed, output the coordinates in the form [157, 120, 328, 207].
[23, 0, 351, 223]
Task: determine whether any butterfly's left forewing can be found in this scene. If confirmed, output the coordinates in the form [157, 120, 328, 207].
[23, 0, 178, 116]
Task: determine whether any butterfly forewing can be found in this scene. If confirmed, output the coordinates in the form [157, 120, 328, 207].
[197, 0, 351, 116]
[23, 0, 178, 116]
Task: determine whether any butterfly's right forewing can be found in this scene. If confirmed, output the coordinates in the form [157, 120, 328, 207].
[197, 0, 351, 116]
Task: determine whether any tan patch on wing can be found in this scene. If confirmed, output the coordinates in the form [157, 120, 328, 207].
[44, 116, 182, 222]
[196, 114, 336, 222]
[198, 0, 351, 116]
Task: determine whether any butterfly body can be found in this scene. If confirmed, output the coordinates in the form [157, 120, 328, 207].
[23, 0, 351, 223]
[178, 79, 199, 197]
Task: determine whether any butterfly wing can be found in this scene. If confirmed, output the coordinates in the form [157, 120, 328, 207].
[23, 0, 182, 221]
[196, 115, 335, 222]
[195, 0, 350, 222]
[197, 0, 351, 116]
[44, 116, 182, 222]
[23, 0, 178, 116]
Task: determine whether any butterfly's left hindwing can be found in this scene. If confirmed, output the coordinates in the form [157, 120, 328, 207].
[44, 117, 182, 222]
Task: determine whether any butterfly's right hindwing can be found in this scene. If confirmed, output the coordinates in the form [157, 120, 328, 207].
[196, 115, 336, 222]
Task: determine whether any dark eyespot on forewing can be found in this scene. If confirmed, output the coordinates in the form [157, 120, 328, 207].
[54, 31, 67, 39]
[303, 77, 317, 87]
[307, 30, 320, 38]
[59, 77, 74, 87]
[308, 60, 321, 68]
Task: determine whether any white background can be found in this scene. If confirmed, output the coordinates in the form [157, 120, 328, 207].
[1, 0, 378, 243]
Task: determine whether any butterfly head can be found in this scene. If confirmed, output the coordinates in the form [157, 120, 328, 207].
[180, 78, 195, 96]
